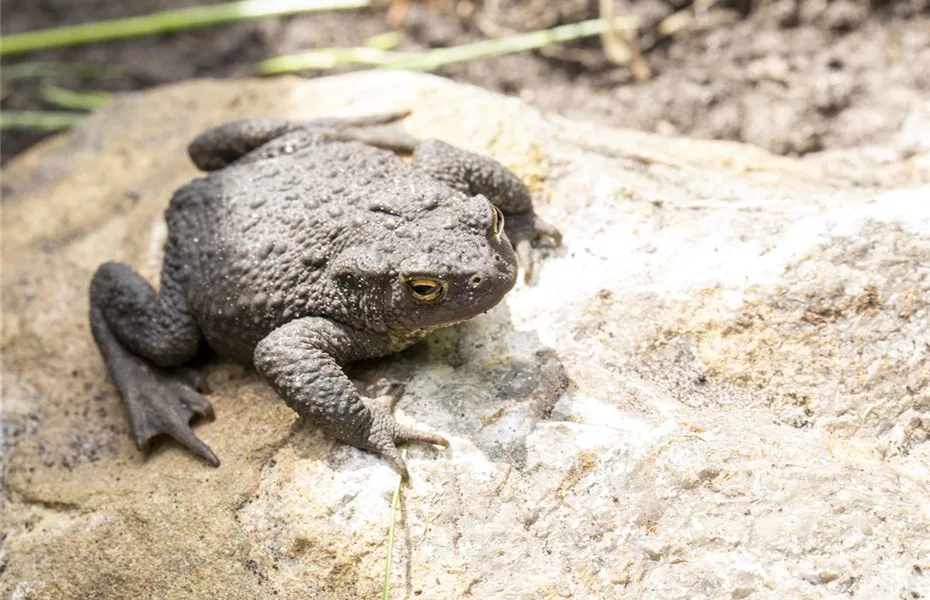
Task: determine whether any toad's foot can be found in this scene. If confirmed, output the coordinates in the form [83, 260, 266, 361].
[90, 262, 213, 465]
[363, 396, 450, 479]
[119, 359, 218, 466]
[254, 318, 450, 480]
[505, 212, 563, 282]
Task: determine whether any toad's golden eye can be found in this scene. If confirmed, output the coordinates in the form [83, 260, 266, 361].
[491, 205, 505, 238]
[407, 279, 446, 303]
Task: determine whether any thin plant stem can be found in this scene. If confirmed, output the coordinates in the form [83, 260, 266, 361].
[0, 0, 371, 56]
[258, 15, 640, 74]
[39, 84, 111, 111]
[0, 61, 124, 81]
[0, 110, 86, 131]
[381, 445, 407, 600]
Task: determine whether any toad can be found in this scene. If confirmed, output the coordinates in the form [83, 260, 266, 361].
[89, 112, 560, 476]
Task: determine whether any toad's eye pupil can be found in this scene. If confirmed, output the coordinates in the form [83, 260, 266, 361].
[407, 279, 446, 302]
[413, 284, 437, 295]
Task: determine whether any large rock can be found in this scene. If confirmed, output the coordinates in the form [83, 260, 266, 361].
[2, 72, 928, 599]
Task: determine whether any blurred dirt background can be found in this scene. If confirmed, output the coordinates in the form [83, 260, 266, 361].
[2, 0, 929, 163]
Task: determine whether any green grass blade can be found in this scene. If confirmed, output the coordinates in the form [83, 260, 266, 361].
[363, 31, 405, 50]
[0, 61, 125, 81]
[0, 110, 86, 131]
[392, 16, 640, 71]
[258, 15, 640, 75]
[260, 46, 408, 73]
[382, 445, 407, 600]
[0, 0, 371, 56]
[40, 84, 111, 111]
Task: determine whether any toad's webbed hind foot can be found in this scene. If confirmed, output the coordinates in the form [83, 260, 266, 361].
[92, 312, 219, 465]
[90, 262, 217, 466]
[120, 358, 219, 466]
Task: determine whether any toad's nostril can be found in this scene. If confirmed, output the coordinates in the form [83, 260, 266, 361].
[471, 275, 483, 286]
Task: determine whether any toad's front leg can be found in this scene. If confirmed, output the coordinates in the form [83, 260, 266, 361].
[253, 317, 448, 478]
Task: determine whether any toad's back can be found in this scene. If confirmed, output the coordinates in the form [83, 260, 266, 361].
[162, 139, 462, 359]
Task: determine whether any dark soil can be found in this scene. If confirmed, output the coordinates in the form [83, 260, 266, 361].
[2, 0, 928, 163]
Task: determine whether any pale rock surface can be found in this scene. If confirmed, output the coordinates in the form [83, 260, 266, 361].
[1, 72, 928, 600]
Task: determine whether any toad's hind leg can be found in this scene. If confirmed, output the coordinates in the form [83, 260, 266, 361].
[89, 261, 218, 466]
[187, 111, 415, 171]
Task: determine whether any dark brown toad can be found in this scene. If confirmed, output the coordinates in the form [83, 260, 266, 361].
[89, 112, 560, 476]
